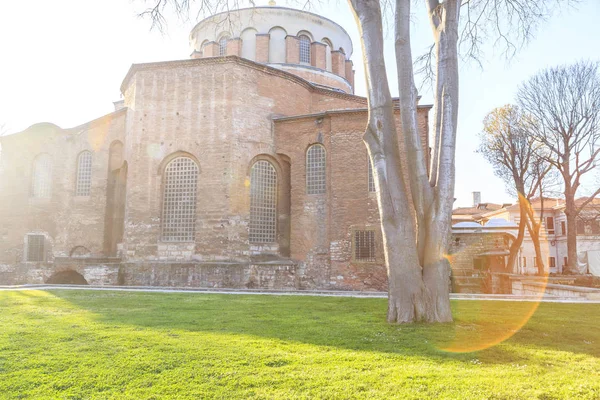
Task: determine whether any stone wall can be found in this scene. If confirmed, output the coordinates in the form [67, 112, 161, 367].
[121, 261, 297, 289]
[0, 259, 297, 290]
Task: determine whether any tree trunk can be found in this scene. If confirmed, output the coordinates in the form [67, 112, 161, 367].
[531, 227, 544, 275]
[507, 194, 527, 273]
[348, 0, 427, 323]
[525, 204, 545, 275]
[420, 0, 460, 323]
[564, 193, 578, 274]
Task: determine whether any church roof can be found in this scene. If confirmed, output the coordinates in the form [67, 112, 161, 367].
[120, 56, 358, 98]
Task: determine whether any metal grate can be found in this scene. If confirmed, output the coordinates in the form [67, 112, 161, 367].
[299, 35, 311, 64]
[31, 154, 52, 198]
[368, 158, 376, 193]
[161, 157, 199, 242]
[354, 230, 375, 262]
[249, 160, 277, 243]
[219, 37, 228, 56]
[306, 144, 326, 194]
[27, 234, 45, 262]
[76, 151, 93, 196]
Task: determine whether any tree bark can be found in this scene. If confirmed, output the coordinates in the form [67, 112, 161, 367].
[524, 201, 545, 275]
[507, 194, 527, 273]
[564, 193, 578, 273]
[348, 0, 427, 323]
[420, 0, 460, 322]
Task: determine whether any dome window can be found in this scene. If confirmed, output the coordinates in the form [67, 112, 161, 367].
[219, 35, 229, 56]
[299, 35, 311, 64]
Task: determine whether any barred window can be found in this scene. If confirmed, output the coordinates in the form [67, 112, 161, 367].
[368, 158, 376, 193]
[76, 151, 93, 196]
[354, 230, 375, 262]
[299, 35, 311, 64]
[219, 36, 229, 56]
[161, 157, 199, 242]
[31, 154, 52, 198]
[26, 234, 45, 262]
[306, 144, 326, 194]
[249, 160, 277, 243]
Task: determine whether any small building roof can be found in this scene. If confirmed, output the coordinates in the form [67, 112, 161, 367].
[452, 222, 482, 228]
[484, 218, 518, 228]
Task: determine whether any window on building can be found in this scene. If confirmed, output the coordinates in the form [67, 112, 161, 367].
[219, 36, 229, 56]
[546, 216, 555, 235]
[306, 144, 326, 194]
[591, 219, 600, 235]
[249, 160, 277, 243]
[26, 234, 45, 262]
[299, 35, 311, 64]
[354, 230, 375, 262]
[31, 154, 52, 198]
[75, 151, 93, 196]
[576, 219, 586, 235]
[561, 221, 566, 236]
[549, 257, 556, 269]
[161, 157, 199, 242]
[322, 38, 333, 71]
[564, 257, 568, 268]
[522, 257, 527, 268]
[368, 158, 376, 193]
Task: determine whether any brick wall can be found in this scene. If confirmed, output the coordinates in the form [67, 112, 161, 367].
[0, 112, 126, 265]
[285, 36, 300, 64]
[255, 34, 270, 63]
[274, 106, 431, 291]
[1, 57, 432, 291]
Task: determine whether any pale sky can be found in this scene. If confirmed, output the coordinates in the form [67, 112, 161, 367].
[1, 0, 598, 207]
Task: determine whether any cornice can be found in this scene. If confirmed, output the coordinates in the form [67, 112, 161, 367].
[120, 55, 368, 104]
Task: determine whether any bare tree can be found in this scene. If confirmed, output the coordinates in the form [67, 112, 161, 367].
[517, 61, 600, 274]
[478, 105, 553, 274]
[349, 0, 567, 322]
[137, 0, 570, 323]
[521, 159, 559, 275]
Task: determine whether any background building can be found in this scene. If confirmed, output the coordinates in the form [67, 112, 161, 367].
[450, 193, 600, 293]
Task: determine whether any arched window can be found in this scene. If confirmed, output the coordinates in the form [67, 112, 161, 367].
[306, 144, 326, 194]
[368, 157, 376, 193]
[299, 35, 311, 64]
[76, 151, 93, 196]
[322, 38, 333, 72]
[161, 157, 199, 242]
[31, 154, 52, 198]
[249, 160, 277, 243]
[268, 27, 287, 63]
[219, 36, 229, 56]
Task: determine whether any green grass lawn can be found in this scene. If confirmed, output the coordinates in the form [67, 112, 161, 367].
[0, 290, 598, 399]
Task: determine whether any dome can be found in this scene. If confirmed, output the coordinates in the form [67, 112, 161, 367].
[21, 122, 62, 136]
[452, 222, 482, 228]
[484, 218, 518, 228]
[189, 6, 355, 93]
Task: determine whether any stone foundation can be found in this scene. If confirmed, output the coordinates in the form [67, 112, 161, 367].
[120, 261, 297, 289]
[0, 258, 298, 290]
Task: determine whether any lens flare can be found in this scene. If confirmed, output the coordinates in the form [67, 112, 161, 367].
[440, 197, 551, 353]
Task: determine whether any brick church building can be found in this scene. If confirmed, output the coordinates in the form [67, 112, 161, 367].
[0, 6, 430, 290]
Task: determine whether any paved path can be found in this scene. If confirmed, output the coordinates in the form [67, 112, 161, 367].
[1, 284, 599, 303]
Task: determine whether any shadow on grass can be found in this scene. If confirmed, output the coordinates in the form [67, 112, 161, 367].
[17, 290, 600, 362]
